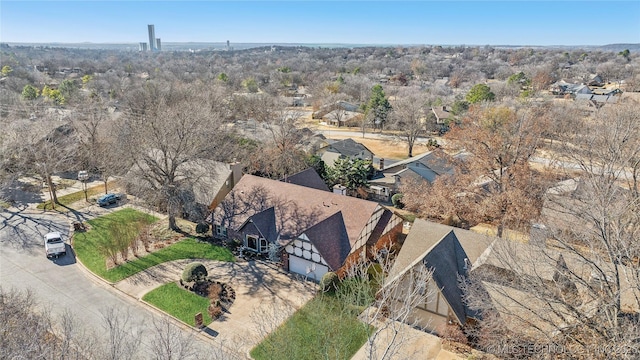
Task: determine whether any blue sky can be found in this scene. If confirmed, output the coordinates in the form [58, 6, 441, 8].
[1, 1, 639, 45]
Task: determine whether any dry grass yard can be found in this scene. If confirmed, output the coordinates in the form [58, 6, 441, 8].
[326, 134, 432, 160]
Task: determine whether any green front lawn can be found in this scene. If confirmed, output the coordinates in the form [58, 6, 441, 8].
[73, 209, 234, 282]
[143, 282, 212, 326]
[250, 295, 373, 360]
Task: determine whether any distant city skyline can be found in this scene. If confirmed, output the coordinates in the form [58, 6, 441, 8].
[1, 1, 639, 46]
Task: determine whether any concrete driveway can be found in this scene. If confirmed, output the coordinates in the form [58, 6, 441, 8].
[115, 259, 317, 357]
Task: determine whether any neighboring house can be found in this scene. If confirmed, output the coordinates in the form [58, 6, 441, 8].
[575, 93, 620, 108]
[210, 174, 403, 281]
[369, 149, 460, 201]
[283, 92, 311, 107]
[312, 101, 360, 119]
[586, 74, 605, 87]
[317, 138, 374, 167]
[431, 106, 452, 124]
[385, 219, 494, 333]
[127, 155, 242, 221]
[387, 185, 640, 337]
[280, 168, 330, 192]
[550, 81, 592, 96]
[301, 133, 330, 154]
[325, 110, 362, 127]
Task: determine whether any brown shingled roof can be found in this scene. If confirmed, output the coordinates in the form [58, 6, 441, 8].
[213, 174, 380, 245]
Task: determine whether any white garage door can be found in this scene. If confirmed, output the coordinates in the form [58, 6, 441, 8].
[289, 256, 329, 282]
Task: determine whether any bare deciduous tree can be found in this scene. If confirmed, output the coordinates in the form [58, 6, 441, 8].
[462, 101, 640, 359]
[7, 118, 79, 209]
[442, 102, 551, 236]
[75, 100, 126, 195]
[148, 316, 196, 360]
[344, 249, 436, 360]
[246, 96, 309, 178]
[0, 287, 94, 360]
[99, 307, 141, 360]
[120, 83, 226, 229]
[389, 94, 427, 157]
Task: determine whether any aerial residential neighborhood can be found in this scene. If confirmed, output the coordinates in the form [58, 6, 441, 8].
[1, 2, 639, 359]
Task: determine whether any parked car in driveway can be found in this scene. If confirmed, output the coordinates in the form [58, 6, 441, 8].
[97, 193, 122, 207]
[45, 232, 66, 258]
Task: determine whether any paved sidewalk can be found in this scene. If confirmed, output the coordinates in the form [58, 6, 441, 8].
[115, 259, 317, 358]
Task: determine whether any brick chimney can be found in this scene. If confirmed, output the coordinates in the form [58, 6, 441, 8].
[379, 158, 385, 171]
[229, 162, 243, 187]
[333, 184, 347, 196]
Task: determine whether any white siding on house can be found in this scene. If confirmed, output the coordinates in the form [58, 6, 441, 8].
[381, 213, 402, 235]
[286, 234, 331, 280]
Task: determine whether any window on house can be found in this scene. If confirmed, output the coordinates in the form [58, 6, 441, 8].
[246, 235, 258, 251]
[215, 225, 227, 237]
[260, 238, 268, 252]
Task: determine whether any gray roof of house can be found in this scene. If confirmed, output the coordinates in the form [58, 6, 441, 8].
[421, 151, 456, 175]
[402, 165, 439, 183]
[575, 94, 620, 104]
[371, 151, 456, 187]
[303, 211, 351, 271]
[423, 231, 476, 324]
[385, 149, 457, 177]
[280, 168, 330, 192]
[387, 219, 494, 324]
[245, 207, 278, 243]
[575, 93, 593, 101]
[431, 106, 451, 121]
[382, 151, 434, 173]
[323, 138, 373, 158]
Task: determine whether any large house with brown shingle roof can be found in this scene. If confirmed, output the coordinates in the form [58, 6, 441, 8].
[210, 174, 403, 280]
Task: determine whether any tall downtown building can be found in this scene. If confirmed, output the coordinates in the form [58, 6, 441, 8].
[148, 24, 156, 51]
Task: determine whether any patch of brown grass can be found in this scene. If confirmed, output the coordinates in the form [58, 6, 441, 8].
[326, 134, 431, 160]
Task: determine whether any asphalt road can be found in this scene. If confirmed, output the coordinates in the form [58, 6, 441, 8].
[317, 128, 435, 144]
[0, 207, 239, 359]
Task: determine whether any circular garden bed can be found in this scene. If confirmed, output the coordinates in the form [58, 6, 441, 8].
[179, 278, 236, 320]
